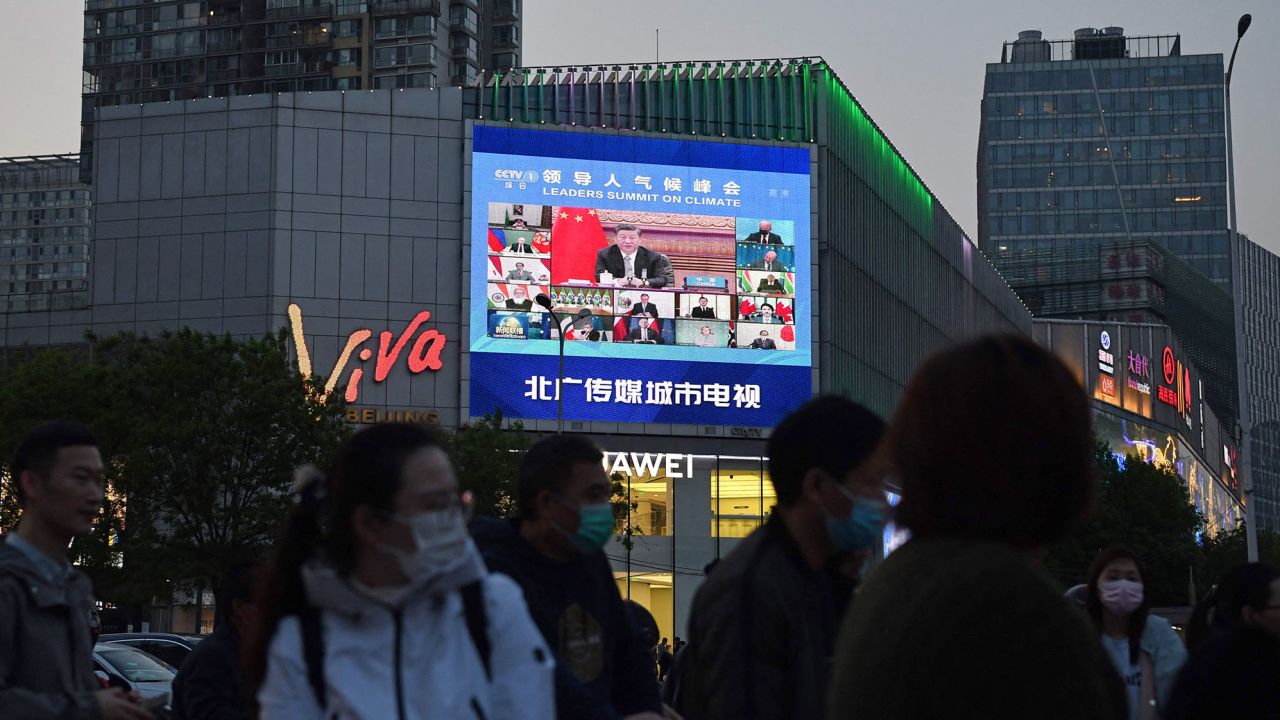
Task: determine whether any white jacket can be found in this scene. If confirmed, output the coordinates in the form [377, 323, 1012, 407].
[258, 545, 555, 720]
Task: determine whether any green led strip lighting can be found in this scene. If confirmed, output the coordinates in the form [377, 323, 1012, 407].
[818, 65, 933, 242]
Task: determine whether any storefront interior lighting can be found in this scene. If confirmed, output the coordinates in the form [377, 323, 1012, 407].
[1174, 195, 1202, 203]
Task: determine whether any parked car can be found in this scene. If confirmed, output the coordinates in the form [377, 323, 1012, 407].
[93, 642, 175, 709]
[99, 632, 203, 670]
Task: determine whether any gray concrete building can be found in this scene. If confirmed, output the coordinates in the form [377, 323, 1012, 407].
[1238, 233, 1280, 531]
[0, 156, 92, 315]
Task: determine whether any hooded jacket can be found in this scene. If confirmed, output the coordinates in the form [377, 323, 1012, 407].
[257, 540, 554, 720]
[0, 536, 102, 720]
[471, 517, 662, 720]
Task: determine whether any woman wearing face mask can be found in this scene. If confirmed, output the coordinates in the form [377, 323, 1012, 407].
[1085, 547, 1187, 720]
[246, 423, 555, 720]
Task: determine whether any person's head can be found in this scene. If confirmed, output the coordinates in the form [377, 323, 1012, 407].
[767, 395, 887, 567]
[640, 293, 649, 303]
[700, 325, 712, 336]
[517, 435, 612, 552]
[512, 286, 527, 300]
[764, 250, 778, 263]
[615, 224, 642, 254]
[759, 220, 772, 234]
[1086, 547, 1151, 662]
[759, 330, 769, 338]
[761, 303, 774, 318]
[1188, 563, 1280, 651]
[514, 262, 525, 270]
[626, 600, 660, 651]
[250, 424, 466, 698]
[888, 334, 1092, 550]
[766, 274, 777, 282]
[11, 421, 103, 539]
[698, 296, 708, 307]
[639, 316, 653, 329]
[216, 558, 266, 635]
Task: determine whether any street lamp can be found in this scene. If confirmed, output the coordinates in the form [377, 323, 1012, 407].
[1225, 13, 1256, 561]
[535, 293, 567, 434]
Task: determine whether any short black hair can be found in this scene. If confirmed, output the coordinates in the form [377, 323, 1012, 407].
[766, 395, 885, 507]
[615, 223, 641, 235]
[761, 303, 774, 311]
[517, 435, 604, 518]
[215, 558, 265, 626]
[11, 421, 98, 506]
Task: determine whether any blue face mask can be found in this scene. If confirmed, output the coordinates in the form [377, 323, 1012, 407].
[824, 481, 887, 553]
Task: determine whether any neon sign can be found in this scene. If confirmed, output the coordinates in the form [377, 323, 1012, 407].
[1126, 350, 1151, 395]
[1097, 331, 1115, 374]
[288, 303, 448, 404]
[603, 452, 695, 479]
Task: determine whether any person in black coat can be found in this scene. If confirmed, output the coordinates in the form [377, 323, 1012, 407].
[690, 296, 716, 319]
[743, 220, 783, 245]
[172, 559, 264, 720]
[594, 224, 674, 288]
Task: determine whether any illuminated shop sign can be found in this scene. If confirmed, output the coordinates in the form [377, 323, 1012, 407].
[1156, 345, 1193, 425]
[603, 452, 695, 479]
[288, 303, 449, 404]
[1126, 350, 1151, 395]
[1100, 375, 1116, 397]
[1097, 330, 1115, 374]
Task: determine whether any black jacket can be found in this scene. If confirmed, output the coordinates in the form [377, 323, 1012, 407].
[744, 231, 783, 245]
[471, 517, 661, 720]
[171, 623, 248, 720]
[677, 516, 851, 720]
[594, 246, 674, 288]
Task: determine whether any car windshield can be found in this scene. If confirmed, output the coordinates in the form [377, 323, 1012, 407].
[97, 647, 175, 683]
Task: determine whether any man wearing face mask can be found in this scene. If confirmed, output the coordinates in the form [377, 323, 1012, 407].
[672, 395, 886, 720]
[471, 435, 665, 720]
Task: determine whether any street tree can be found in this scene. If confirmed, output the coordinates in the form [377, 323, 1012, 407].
[1044, 443, 1205, 606]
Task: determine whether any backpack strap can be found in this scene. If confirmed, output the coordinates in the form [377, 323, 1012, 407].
[461, 580, 492, 680]
[298, 607, 327, 708]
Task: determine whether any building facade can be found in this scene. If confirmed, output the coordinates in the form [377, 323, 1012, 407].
[1238, 233, 1280, 531]
[1033, 318, 1243, 535]
[81, 0, 520, 178]
[5, 58, 1030, 639]
[0, 156, 93, 314]
[979, 29, 1230, 289]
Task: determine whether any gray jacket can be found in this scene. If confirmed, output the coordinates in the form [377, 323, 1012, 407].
[678, 516, 852, 720]
[0, 538, 102, 720]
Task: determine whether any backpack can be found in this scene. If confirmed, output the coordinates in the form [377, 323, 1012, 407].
[297, 580, 492, 708]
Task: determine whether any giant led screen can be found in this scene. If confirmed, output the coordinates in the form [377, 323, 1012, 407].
[469, 127, 812, 426]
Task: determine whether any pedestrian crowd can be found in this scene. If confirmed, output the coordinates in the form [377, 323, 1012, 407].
[2, 333, 1278, 719]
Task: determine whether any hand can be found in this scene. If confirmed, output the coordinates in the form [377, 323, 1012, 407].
[630, 277, 646, 287]
[96, 688, 153, 720]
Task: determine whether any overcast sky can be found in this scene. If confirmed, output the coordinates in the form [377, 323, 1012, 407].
[2, 0, 1276, 253]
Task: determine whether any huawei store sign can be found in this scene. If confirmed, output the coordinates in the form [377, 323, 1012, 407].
[287, 304, 448, 404]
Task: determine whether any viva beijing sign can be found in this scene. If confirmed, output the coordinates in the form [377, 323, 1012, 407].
[288, 304, 448, 403]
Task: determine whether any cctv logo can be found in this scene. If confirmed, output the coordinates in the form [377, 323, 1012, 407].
[494, 169, 538, 181]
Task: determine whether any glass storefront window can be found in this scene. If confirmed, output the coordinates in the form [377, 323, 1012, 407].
[615, 472, 673, 537]
[710, 459, 775, 538]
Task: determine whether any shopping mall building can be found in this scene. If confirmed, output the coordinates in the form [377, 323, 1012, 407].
[0, 58, 1239, 638]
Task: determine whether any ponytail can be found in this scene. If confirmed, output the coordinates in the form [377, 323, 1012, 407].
[244, 465, 330, 711]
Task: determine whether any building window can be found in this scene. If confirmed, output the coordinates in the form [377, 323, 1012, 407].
[710, 465, 775, 539]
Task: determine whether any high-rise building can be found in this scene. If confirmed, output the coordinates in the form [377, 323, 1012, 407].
[978, 28, 1239, 428]
[979, 29, 1230, 290]
[81, 0, 520, 178]
[0, 155, 92, 314]
[1238, 233, 1280, 531]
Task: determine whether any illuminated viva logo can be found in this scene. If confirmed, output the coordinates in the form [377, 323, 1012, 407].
[288, 303, 448, 403]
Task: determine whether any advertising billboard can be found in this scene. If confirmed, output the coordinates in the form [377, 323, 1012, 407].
[468, 127, 812, 426]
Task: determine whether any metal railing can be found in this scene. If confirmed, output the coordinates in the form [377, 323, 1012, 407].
[1002, 33, 1183, 63]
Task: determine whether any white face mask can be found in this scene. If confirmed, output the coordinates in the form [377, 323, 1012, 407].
[380, 507, 470, 583]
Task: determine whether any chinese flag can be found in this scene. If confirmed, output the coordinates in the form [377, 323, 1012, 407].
[551, 208, 609, 284]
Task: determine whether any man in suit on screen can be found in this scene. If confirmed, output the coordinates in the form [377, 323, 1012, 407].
[506, 261, 535, 282]
[744, 220, 783, 245]
[749, 250, 786, 272]
[750, 329, 778, 350]
[595, 224, 674, 288]
[755, 274, 786, 295]
[690, 296, 717, 319]
[626, 315, 665, 344]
